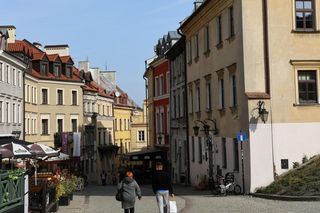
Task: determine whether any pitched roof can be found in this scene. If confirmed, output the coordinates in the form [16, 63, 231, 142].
[47, 54, 62, 62]
[73, 68, 113, 98]
[60, 56, 74, 64]
[33, 52, 47, 61]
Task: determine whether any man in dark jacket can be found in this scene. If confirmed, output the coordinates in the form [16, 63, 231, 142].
[152, 162, 174, 213]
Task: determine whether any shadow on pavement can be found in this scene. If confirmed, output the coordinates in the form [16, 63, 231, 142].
[75, 184, 213, 197]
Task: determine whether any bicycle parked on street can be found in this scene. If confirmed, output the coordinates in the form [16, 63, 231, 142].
[210, 172, 241, 195]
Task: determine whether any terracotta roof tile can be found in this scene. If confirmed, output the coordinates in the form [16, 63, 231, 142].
[33, 52, 46, 60]
[47, 54, 61, 62]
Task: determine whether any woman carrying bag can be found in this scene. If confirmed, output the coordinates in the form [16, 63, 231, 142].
[117, 171, 142, 213]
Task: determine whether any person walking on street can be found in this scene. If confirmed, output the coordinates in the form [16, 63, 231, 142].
[152, 162, 174, 213]
[118, 171, 142, 213]
[101, 170, 107, 186]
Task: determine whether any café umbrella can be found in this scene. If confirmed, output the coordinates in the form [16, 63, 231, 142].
[0, 146, 14, 158]
[27, 143, 59, 185]
[1, 142, 32, 158]
[27, 143, 59, 158]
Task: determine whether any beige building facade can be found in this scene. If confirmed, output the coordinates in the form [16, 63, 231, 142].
[181, 0, 320, 193]
[130, 101, 148, 152]
[6, 29, 84, 148]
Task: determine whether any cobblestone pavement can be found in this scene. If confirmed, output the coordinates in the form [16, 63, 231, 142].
[59, 184, 320, 213]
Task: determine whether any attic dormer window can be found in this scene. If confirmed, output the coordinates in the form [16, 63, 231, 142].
[66, 66, 72, 78]
[54, 65, 60, 77]
[41, 63, 48, 75]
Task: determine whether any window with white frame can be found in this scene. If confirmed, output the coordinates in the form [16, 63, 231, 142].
[57, 119, 63, 133]
[198, 137, 203, 163]
[188, 87, 193, 113]
[18, 70, 21, 87]
[5, 102, 9, 123]
[161, 111, 164, 133]
[17, 104, 21, 124]
[222, 138, 227, 169]
[156, 112, 160, 133]
[26, 85, 29, 102]
[230, 75, 237, 107]
[187, 40, 192, 64]
[13, 68, 16, 86]
[216, 15, 223, 45]
[295, 0, 315, 30]
[166, 72, 170, 94]
[57, 89, 63, 105]
[138, 130, 145, 141]
[6, 65, 9, 83]
[173, 94, 177, 118]
[204, 25, 210, 53]
[54, 65, 60, 77]
[0, 101, 2, 122]
[229, 6, 235, 37]
[42, 88, 48, 104]
[42, 119, 49, 135]
[206, 81, 212, 111]
[191, 136, 195, 162]
[194, 34, 199, 59]
[72, 90, 77, 105]
[195, 84, 200, 112]
[298, 70, 317, 103]
[72, 119, 77, 132]
[0, 62, 3, 81]
[181, 90, 185, 117]
[219, 78, 225, 109]
[159, 75, 163, 95]
[155, 76, 159, 96]
[12, 103, 16, 123]
[177, 93, 181, 118]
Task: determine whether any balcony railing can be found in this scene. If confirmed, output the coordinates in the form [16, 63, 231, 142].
[0, 171, 24, 212]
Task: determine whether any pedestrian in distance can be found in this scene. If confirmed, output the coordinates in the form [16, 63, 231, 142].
[152, 162, 174, 213]
[100, 170, 107, 186]
[118, 171, 142, 213]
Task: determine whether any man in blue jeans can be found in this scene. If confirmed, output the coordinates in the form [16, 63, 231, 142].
[152, 162, 174, 213]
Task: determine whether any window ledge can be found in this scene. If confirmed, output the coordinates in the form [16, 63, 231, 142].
[293, 103, 320, 106]
[216, 42, 223, 49]
[218, 108, 226, 112]
[41, 134, 50, 136]
[291, 29, 320, 34]
[226, 35, 235, 43]
[203, 50, 211, 57]
[205, 108, 212, 113]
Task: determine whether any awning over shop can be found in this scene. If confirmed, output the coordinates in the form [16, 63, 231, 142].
[124, 149, 166, 161]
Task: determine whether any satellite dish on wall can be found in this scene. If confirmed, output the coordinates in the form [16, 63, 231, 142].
[115, 91, 120, 97]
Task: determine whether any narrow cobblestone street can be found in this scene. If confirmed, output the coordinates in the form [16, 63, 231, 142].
[59, 184, 320, 213]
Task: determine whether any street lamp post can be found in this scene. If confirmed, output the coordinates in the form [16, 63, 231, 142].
[193, 119, 218, 190]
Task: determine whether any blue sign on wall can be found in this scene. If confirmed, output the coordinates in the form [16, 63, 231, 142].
[237, 131, 247, 142]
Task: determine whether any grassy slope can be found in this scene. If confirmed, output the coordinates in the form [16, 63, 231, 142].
[256, 155, 320, 196]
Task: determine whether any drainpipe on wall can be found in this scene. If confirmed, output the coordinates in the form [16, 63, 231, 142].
[143, 61, 149, 149]
[177, 29, 190, 185]
[262, 0, 275, 180]
[262, 0, 270, 95]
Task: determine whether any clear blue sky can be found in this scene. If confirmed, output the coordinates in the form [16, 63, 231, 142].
[2, 0, 194, 106]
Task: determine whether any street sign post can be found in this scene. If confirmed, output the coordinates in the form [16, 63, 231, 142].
[237, 131, 247, 195]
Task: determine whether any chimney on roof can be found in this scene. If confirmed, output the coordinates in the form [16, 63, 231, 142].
[0, 25, 16, 43]
[78, 61, 90, 73]
[44, 44, 70, 56]
[33, 42, 42, 50]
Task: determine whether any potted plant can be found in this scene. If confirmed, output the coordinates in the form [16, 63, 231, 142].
[57, 181, 70, 206]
